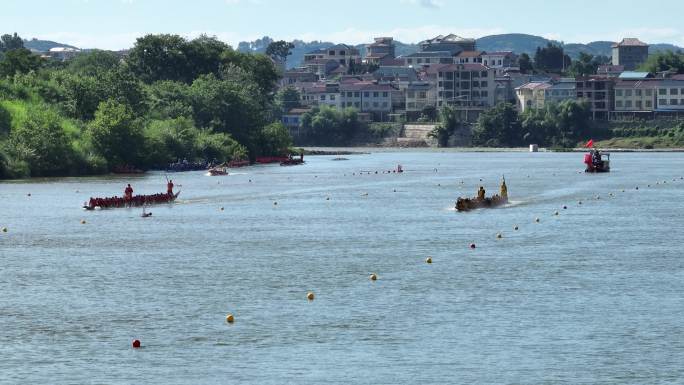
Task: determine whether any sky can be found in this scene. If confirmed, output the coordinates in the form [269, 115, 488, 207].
[3, 0, 684, 50]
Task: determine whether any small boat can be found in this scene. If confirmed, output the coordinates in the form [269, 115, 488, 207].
[256, 156, 289, 164]
[456, 178, 508, 212]
[584, 150, 610, 173]
[280, 153, 305, 166]
[228, 159, 250, 168]
[208, 167, 228, 176]
[83, 191, 180, 210]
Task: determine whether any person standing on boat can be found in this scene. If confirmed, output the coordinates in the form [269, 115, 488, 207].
[500, 179, 508, 200]
[477, 186, 486, 200]
[167, 179, 174, 196]
[124, 184, 133, 201]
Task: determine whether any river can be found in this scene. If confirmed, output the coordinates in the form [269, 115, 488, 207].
[1, 150, 684, 384]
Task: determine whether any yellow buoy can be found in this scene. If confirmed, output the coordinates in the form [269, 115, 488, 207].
[425, 257, 432, 264]
[225, 313, 234, 323]
[370, 273, 378, 281]
[306, 291, 315, 301]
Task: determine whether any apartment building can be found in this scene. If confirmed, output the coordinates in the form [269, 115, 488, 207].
[576, 76, 613, 119]
[612, 38, 649, 71]
[656, 79, 684, 111]
[431, 63, 497, 108]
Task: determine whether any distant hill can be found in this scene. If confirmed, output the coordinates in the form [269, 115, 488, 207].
[23, 38, 79, 52]
[238, 34, 684, 68]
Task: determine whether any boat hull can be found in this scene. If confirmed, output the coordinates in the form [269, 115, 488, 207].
[83, 191, 180, 210]
[456, 196, 508, 212]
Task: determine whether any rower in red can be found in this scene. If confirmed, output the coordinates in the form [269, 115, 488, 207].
[167, 180, 174, 196]
[124, 184, 133, 201]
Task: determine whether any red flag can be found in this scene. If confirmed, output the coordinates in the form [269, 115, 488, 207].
[585, 139, 594, 148]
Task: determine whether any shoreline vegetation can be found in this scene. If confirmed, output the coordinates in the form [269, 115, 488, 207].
[2, 33, 684, 180]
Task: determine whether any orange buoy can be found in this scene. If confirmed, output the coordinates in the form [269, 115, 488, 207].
[306, 291, 315, 301]
[225, 313, 234, 323]
[132, 339, 141, 348]
[370, 273, 377, 281]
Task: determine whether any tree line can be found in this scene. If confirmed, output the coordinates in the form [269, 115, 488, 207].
[0, 33, 293, 179]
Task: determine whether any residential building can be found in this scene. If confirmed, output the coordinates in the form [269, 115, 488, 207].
[372, 66, 418, 83]
[515, 82, 552, 112]
[303, 44, 360, 77]
[612, 38, 649, 71]
[405, 81, 437, 116]
[279, 69, 318, 87]
[544, 78, 577, 105]
[481, 51, 518, 75]
[304, 59, 344, 79]
[431, 63, 497, 110]
[282, 108, 311, 138]
[365, 37, 396, 66]
[339, 82, 400, 120]
[456, 51, 483, 64]
[597, 64, 625, 77]
[401, 51, 454, 67]
[656, 79, 684, 111]
[300, 82, 342, 108]
[419, 34, 476, 55]
[576, 76, 613, 119]
[613, 79, 657, 113]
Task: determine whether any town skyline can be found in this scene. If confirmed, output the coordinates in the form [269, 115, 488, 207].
[3, 0, 684, 50]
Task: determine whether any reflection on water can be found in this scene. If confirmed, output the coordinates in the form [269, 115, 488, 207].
[1, 151, 684, 384]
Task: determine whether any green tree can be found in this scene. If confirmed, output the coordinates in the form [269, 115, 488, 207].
[0, 48, 43, 77]
[473, 102, 521, 146]
[9, 105, 73, 176]
[0, 103, 11, 136]
[265, 40, 294, 65]
[67, 50, 120, 76]
[259, 121, 292, 156]
[518, 53, 533, 73]
[126, 34, 191, 83]
[0, 33, 24, 52]
[428, 105, 460, 147]
[88, 100, 143, 167]
[275, 86, 301, 112]
[639, 50, 684, 74]
[534, 43, 571, 73]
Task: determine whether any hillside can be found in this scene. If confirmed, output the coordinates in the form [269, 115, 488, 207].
[238, 33, 684, 68]
[23, 38, 79, 52]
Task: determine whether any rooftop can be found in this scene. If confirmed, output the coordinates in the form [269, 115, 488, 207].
[619, 71, 652, 79]
[456, 51, 483, 58]
[613, 38, 648, 48]
[402, 51, 454, 58]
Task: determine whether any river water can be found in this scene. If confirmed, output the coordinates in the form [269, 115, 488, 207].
[1, 150, 684, 384]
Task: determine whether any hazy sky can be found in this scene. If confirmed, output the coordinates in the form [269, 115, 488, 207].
[3, 0, 684, 49]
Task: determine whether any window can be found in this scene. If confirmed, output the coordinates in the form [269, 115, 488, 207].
[446, 72, 454, 80]
[382, 92, 388, 97]
[419, 91, 427, 99]
[646, 89, 652, 96]
[577, 92, 584, 98]
[438, 81, 443, 87]
[347, 92, 353, 97]
[660, 88, 667, 95]
[407, 91, 415, 98]
[320, 95, 326, 100]
[635, 89, 642, 96]
[461, 72, 470, 80]
[407, 59, 413, 65]
[382, 102, 388, 108]
[625, 100, 632, 108]
[616, 100, 623, 108]
[645, 100, 652, 108]
[346, 102, 352, 107]
[482, 71, 488, 78]
[481, 91, 488, 97]
[671, 99, 678, 105]
[472, 71, 479, 78]
[363, 102, 369, 108]
[625, 89, 632, 97]
[484, 60, 488, 65]
[481, 81, 488, 88]
[425, 59, 431, 64]
[461, 82, 470, 89]
[330, 94, 335, 100]
[364, 92, 369, 97]
[498, 60, 502, 66]
[659, 99, 668, 105]
[340, 50, 346, 56]
[636, 100, 642, 109]
[373, 102, 379, 108]
[472, 81, 479, 88]
[354, 102, 360, 108]
[616, 89, 623, 97]
[417, 59, 423, 64]
[373, 92, 379, 97]
[671, 88, 679, 95]
[354, 92, 360, 97]
[329, 50, 335, 56]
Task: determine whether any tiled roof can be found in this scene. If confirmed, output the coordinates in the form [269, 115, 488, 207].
[516, 82, 552, 91]
[483, 51, 514, 57]
[456, 51, 482, 58]
[402, 51, 454, 58]
[613, 38, 648, 47]
[614, 79, 660, 89]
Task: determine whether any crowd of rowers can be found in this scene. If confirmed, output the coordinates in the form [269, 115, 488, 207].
[85, 181, 175, 209]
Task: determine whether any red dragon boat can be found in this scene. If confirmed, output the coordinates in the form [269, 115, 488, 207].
[83, 191, 180, 210]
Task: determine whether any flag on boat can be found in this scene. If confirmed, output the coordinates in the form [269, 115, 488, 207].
[585, 139, 594, 148]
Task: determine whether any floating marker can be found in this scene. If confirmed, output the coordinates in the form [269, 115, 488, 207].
[370, 273, 377, 281]
[2, 227, 7, 232]
[225, 313, 234, 323]
[470, 243, 476, 249]
[554, 211, 559, 216]
[132, 339, 141, 348]
[80, 220, 86, 224]
[425, 257, 432, 264]
[563, 205, 567, 209]
[496, 233, 502, 239]
[220, 207, 224, 211]
[27, 193, 31, 197]
[513, 225, 519, 231]
[306, 292, 315, 301]
[578, 201, 582, 205]
[535, 218, 540, 223]
[273, 201, 278, 205]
